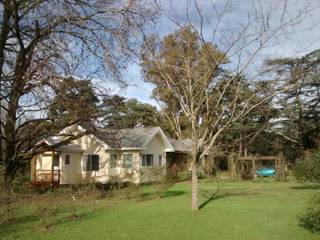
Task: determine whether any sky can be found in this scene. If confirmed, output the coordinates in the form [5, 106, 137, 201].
[107, 0, 320, 107]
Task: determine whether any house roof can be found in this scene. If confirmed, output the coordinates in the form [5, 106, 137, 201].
[92, 126, 174, 150]
[37, 124, 190, 153]
[169, 138, 192, 153]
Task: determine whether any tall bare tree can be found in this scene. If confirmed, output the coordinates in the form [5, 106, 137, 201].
[0, 0, 156, 189]
[141, 0, 314, 210]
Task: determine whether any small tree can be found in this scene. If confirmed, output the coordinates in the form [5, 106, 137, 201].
[294, 149, 320, 182]
[141, 0, 313, 211]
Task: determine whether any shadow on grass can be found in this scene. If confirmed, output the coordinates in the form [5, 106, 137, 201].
[290, 184, 320, 190]
[0, 209, 91, 238]
[164, 190, 186, 198]
[199, 188, 259, 210]
[136, 190, 186, 201]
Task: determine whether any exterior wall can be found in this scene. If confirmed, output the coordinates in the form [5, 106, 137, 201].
[59, 152, 82, 184]
[107, 150, 141, 184]
[140, 133, 167, 183]
[73, 134, 109, 183]
[34, 130, 170, 184]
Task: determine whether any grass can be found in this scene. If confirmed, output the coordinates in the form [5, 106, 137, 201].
[1, 179, 319, 240]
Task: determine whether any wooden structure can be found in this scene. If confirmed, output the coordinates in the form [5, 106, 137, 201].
[230, 154, 287, 180]
[31, 152, 61, 187]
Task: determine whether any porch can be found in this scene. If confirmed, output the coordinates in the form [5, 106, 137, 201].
[31, 152, 61, 186]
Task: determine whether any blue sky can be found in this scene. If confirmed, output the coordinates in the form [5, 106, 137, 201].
[107, 0, 320, 107]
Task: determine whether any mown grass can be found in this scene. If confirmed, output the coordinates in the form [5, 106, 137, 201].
[1, 179, 319, 240]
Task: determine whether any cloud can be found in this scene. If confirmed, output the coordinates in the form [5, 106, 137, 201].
[98, 0, 320, 108]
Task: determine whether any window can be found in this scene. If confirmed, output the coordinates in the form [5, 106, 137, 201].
[83, 155, 99, 171]
[110, 154, 117, 168]
[65, 154, 70, 165]
[142, 154, 154, 167]
[123, 154, 133, 169]
[159, 155, 163, 166]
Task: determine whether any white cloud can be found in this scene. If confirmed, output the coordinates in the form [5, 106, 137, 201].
[107, 0, 320, 107]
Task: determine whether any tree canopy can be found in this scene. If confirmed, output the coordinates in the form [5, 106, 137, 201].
[102, 95, 160, 129]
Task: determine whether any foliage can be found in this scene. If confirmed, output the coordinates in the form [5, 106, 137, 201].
[48, 77, 99, 127]
[300, 193, 320, 232]
[265, 49, 320, 151]
[12, 176, 30, 194]
[102, 95, 160, 128]
[141, 26, 227, 139]
[177, 171, 192, 181]
[294, 149, 320, 182]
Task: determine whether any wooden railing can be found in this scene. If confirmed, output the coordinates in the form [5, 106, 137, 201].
[34, 170, 60, 184]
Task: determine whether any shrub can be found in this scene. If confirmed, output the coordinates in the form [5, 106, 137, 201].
[176, 171, 206, 181]
[300, 193, 320, 232]
[177, 171, 192, 181]
[294, 149, 320, 182]
[12, 176, 30, 193]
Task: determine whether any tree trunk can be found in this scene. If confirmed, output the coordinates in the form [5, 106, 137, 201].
[191, 160, 198, 211]
[2, 172, 13, 193]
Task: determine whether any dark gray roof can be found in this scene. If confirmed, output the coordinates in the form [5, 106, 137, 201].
[169, 138, 192, 153]
[94, 127, 163, 149]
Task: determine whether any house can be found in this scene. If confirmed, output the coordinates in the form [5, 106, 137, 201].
[31, 125, 190, 185]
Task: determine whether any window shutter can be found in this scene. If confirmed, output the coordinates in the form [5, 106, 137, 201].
[92, 155, 99, 171]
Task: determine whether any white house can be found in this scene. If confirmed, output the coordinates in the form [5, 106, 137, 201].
[31, 125, 189, 185]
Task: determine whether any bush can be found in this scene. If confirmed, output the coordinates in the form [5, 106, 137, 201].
[294, 149, 320, 182]
[177, 171, 192, 181]
[300, 193, 320, 232]
[176, 171, 207, 181]
[12, 176, 30, 193]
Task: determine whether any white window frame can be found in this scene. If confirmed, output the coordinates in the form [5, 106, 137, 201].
[123, 153, 133, 169]
[110, 153, 117, 169]
[158, 155, 163, 166]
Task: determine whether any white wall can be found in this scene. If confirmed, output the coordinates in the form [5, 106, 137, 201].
[34, 130, 169, 184]
[72, 134, 108, 183]
[140, 133, 167, 183]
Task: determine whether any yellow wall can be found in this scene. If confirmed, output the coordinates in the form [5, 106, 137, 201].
[73, 134, 108, 183]
[59, 152, 82, 184]
[34, 129, 169, 184]
[140, 133, 167, 183]
[107, 150, 141, 183]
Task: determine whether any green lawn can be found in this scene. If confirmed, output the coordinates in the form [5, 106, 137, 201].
[1, 179, 319, 240]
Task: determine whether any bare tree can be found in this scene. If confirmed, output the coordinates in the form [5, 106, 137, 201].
[141, 0, 315, 210]
[0, 0, 157, 189]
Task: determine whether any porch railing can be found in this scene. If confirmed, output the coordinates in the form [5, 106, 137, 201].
[34, 170, 60, 184]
